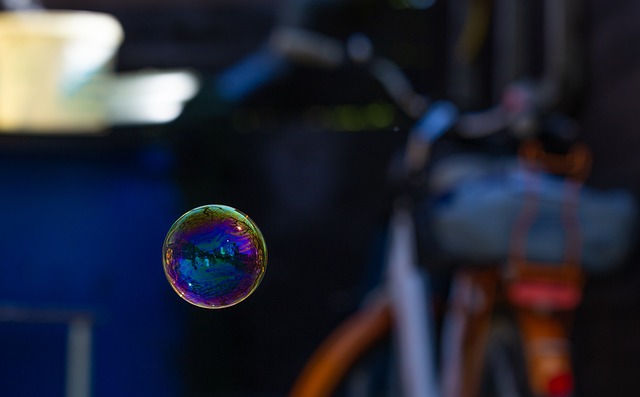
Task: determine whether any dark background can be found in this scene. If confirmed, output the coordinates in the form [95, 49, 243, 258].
[0, 0, 639, 396]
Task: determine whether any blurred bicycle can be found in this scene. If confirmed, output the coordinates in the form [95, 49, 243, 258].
[213, 1, 637, 396]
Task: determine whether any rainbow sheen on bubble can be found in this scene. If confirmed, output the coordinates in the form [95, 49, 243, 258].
[162, 205, 267, 309]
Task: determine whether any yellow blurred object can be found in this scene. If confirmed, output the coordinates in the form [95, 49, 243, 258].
[455, 0, 492, 64]
[0, 10, 124, 133]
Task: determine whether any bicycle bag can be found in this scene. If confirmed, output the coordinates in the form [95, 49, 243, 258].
[427, 151, 637, 273]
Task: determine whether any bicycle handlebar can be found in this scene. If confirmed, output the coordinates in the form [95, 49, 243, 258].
[269, 25, 579, 179]
[269, 26, 429, 119]
[269, 26, 550, 134]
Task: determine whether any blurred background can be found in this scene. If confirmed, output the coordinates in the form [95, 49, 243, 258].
[0, 0, 639, 396]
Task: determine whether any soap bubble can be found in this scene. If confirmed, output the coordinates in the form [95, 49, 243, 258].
[162, 205, 267, 309]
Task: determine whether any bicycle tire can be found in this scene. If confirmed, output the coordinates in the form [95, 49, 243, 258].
[289, 294, 392, 397]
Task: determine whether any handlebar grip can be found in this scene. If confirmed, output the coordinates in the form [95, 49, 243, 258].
[411, 100, 459, 142]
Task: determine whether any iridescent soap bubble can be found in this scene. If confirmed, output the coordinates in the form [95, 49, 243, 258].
[163, 205, 267, 309]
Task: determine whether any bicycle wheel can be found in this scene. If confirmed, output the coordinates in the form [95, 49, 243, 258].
[336, 333, 397, 397]
[479, 315, 531, 397]
[289, 294, 393, 397]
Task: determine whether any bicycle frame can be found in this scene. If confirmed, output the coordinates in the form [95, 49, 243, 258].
[386, 201, 441, 397]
